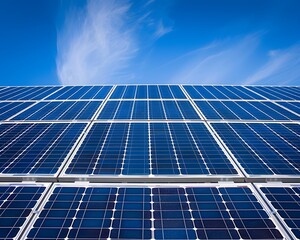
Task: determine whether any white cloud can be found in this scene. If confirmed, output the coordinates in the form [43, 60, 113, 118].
[169, 34, 261, 84]
[245, 44, 300, 85]
[153, 20, 173, 39]
[56, 0, 173, 85]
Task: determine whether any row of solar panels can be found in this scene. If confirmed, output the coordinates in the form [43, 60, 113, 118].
[0, 85, 300, 100]
[0, 122, 298, 181]
[0, 183, 298, 240]
[0, 100, 299, 121]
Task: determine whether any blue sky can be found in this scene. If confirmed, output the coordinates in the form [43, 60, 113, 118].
[0, 0, 300, 86]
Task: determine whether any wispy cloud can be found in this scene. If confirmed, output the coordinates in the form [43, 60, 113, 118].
[56, 0, 173, 85]
[169, 34, 261, 84]
[245, 44, 300, 85]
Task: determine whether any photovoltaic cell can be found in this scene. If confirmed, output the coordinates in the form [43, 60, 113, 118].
[212, 123, 300, 175]
[66, 122, 237, 175]
[0, 86, 61, 100]
[12, 101, 102, 120]
[195, 100, 300, 120]
[46, 86, 112, 100]
[110, 85, 186, 99]
[0, 184, 46, 239]
[277, 101, 300, 116]
[0, 101, 34, 120]
[24, 185, 284, 239]
[260, 185, 300, 239]
[0, 123, 86, 174]
[246, 86, 300, 100]
[97, 100, 200, 120]
[183, 85, 265, 100]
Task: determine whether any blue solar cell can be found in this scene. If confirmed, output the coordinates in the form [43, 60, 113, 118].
[0, 101, 34, 120]
[196, 100, 300, 120]
[261, 186, 300, 239]
[98, 100, 199, 120]
[212, 123, 300, 175]
[66, 123, 236, 176]
[0, 185, 45, 239]
[110, 85, 186, 99]
[0, 86, 61, 100]
[246, 86, 300, 100]
[24, 185, 283, 240]
[123, 123, 149, 175]
[136, 85, 147, 98]
[46, 86, 112, 100]
[12, 101, 102, 120]
[0, 123, 86, 174]
[278, 101, 300, 116]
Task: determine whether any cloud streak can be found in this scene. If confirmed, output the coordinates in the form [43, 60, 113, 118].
[245, 44, 300, 85]
[169, 34, 261, 84]
[56, 0, 172, 85]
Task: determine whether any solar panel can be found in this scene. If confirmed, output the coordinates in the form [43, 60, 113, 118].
[211, 122, 300, 176]
[277, 101, 300, 116]
[64, 122, 238, 176]
[0, 101, 34, 120]
[0, 86, 61, 100]
[0, 84, 299, 239]
[257, 184, 300, 240]
[97, 100, 200, 120]
[45, 86, 112, 100]
[0, 183, 48, 239]
[12, 101, 102, 120]
[0, 123, 86, 176]
[245, 86, 300, 100]
[110, 85, 186, 99]
[195, 100, 300, 120]
[183, 85, 265, 100]
[23, 184, 286, 240]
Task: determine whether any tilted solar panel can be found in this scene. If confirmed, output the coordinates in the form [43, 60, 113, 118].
[110, 85, 186, 99]
[0, 86, 61, 100]
[257, 184, 300, 240]
[195, 100, 300, 120]
[245, 86, 300, 100]
[65, 122, 238, 176]
[12, 101, 102, 120]
[277, 101, 300, 116]
[0, 123, 86, 176]
[0, 183, 47, 239]
[211, 122, 300, 177]
[183, 85, 265, 100]
[45, 86, 112, 100]
[0, 101, 34, 120]
[97, 100, 200, 120]
[23, 184, 286, 240]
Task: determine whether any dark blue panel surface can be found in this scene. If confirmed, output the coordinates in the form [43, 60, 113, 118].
[278, 102, 300, 116]
[261, 186, 300, 239]
[246, 86, 300, 100]
[0, 86, 61, 100]
[0, 101, 34, 120]
[0, 123, 86, 174]
[46, 86, 112, 100]
[12, 101, 102, 120]
[66, 123, 236, 175]
[212, 123, 300, 175]
[25, 186, 283, 239]
[98, 100, 199, 120]
[0, 185, 45, 239]
[196, 101, 300, 120]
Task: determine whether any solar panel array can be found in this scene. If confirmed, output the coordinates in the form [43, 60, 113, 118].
[0, 85, 299, 239]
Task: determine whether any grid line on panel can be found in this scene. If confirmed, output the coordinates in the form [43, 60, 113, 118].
[211, 122, 300, 176]
[0, 123, 86, 176]
[0, 184, 46, 240]
[257, 184, 300, 240]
